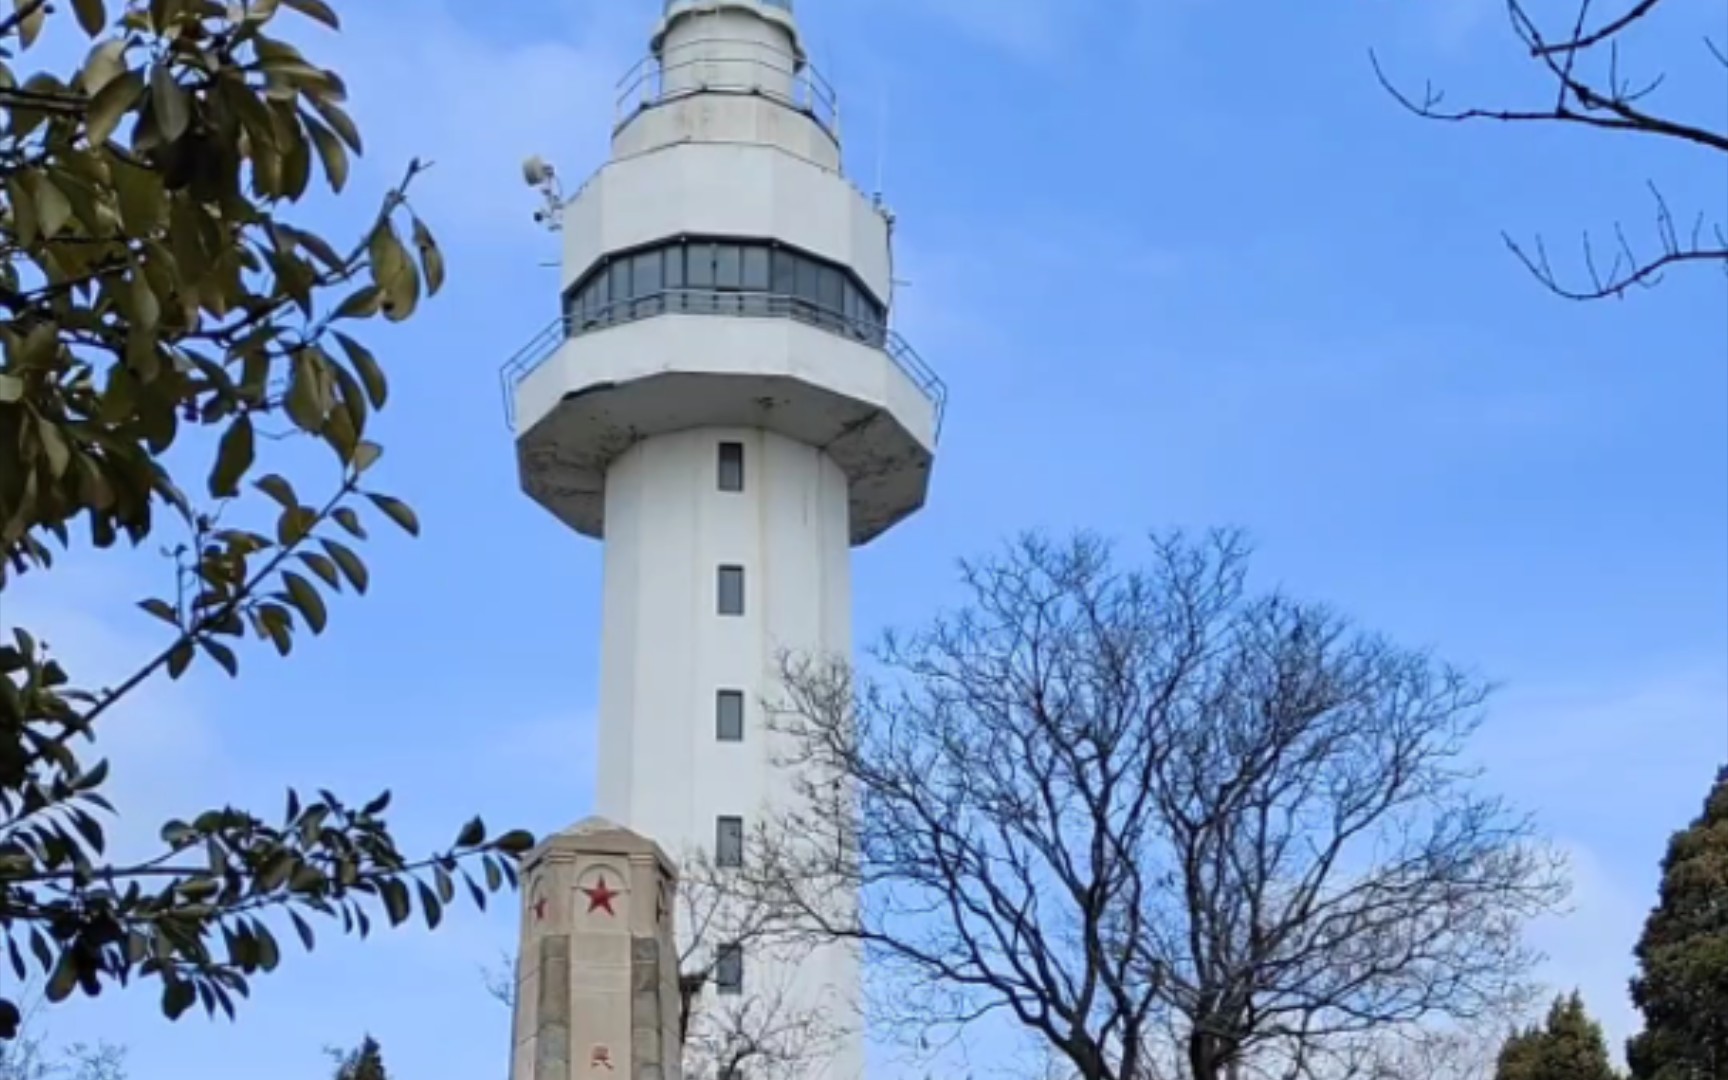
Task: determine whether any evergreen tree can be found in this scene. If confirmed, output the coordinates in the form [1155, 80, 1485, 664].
[1628, 766, 1728, 1080]
[1494, 992, 1620, 1080]
[331, 1037, 388, 1080]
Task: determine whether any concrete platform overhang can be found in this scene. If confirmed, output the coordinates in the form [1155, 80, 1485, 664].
[513, 315, 937, 546]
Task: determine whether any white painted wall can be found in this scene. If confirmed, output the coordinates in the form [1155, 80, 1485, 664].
[562, 141, 893, 304]
[657, 4, 800, 100]
[596, 426, 863, 1079]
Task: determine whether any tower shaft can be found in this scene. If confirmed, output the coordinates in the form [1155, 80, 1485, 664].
[504, 3, 945, 1077]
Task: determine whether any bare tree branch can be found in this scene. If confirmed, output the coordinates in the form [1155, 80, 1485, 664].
[727, 531, 1565, 1080]
[1372, 0, 1726, 301]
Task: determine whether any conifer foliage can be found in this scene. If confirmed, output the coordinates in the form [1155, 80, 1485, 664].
[1494, 992, 1620, 1080]
[1628, 766, 1728, 1080]
[330, 1037, 388, 1080]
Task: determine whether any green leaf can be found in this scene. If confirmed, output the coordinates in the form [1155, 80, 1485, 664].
[86, 68, 142, 145]
[321, 538, 369, 593]
[303, 112, 347, 192]
[209, 415, 255, 497]
[281, 0, 338, 28]
[412, 217, 445, 296]
[44, 950, 77, 1003]
[138, 597, 178, 625]
[333, 285, 381, 320]
[298, 550, 340, 590]
[70, 0, 106, 37]
[255, 927, 280, 972]
[368, 223, 419, 322]
[379, 878, 410, 927]
[255, 473, 297, 509]
[456, 817, 485, 848]
[351, 440, 381, 475]
[366, 493, 419, 537]
[284, 349, 327, 432]
[309, 95, 361, 153]
[33, 414, 70, 478]
[418, 881, 443, 930]
[0, 374, 22, 403]
[290, 910, 315, 951]
[80, 38, 126, 91]
[162, 978, 196, 1020]
[332, 506, 367, 538]
[281, 572, 327, 634]
[14, 0, 45, 48]
[333, 332, 386, 408]
[199, 638, 239, 677]
[149, 62, 189, 141]
[495, 829, 535, 855]
[31, 174, 72, 239]
[167, 640, 195, 678]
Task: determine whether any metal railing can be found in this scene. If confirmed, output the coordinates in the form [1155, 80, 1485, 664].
[665, 0, 793, 9]
[615, 37, 840, 140]
[499, 289, 947, 437]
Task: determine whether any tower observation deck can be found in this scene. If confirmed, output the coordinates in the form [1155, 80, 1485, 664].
[501, 2, 945, 1077]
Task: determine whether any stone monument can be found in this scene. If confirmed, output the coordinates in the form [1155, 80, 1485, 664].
[510, 818, 683, 1080]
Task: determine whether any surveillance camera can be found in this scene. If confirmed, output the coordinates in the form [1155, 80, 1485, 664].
[522, 155, 553, 187]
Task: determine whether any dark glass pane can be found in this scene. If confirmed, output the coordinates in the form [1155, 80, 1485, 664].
[771, 248, 798, 295]
[633, 250, 663, 316]
[716, 945, 743, 993]
[718, 441, 744, 492]
[716, 816, 744, 867]
[817, 266, 843, 312]
[742, 246, 770, 291]
[714, 244, 742, 289]
[717, 565, 745, 616]
[665, 243, 685, 288]
[794, 256, 819, 302]
[717, 690, 744, 741]
[610, 260, 632, 303]
[687, 243, 715, 287]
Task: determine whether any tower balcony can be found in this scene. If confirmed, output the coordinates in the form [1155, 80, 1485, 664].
[500, 290, 945, 546]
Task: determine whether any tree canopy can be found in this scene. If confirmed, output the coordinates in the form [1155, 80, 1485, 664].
[733, 531, 1566, 1080]
[330, 1036, 388, 1080]
[1627, 766, 1728, 1080]
[0, 0, 530, 1040]
[1495, 992, 1621, 1080]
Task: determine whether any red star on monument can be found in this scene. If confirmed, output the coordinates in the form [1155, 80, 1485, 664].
[531, 896, 548, 922]
[581, 876, 620, 916]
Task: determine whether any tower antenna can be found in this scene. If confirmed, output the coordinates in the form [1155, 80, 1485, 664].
[873, 78, 890, 202]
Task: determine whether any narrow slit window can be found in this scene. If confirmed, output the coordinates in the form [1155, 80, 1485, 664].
[715, 944, 744, 994]
[716, 690, 744, 742]
[716, 816, 744, 867]
[717, 565, 745, 616]
[718, 441, 744, 492]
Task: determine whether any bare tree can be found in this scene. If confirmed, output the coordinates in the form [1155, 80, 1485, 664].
[1373, 0, 1725, 300]
[482, 846, 842, 1080]
[0, 987, 125, 1080]
[731, 531, 1566, 1080]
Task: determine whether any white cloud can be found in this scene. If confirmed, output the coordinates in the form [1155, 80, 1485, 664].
[1476, 663, 1728, 1061]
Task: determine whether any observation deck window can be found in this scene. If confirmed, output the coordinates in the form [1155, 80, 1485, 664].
[561, 237, 889, 349]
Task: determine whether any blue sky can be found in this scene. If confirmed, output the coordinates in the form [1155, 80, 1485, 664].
[4, 0, 1725, 1076]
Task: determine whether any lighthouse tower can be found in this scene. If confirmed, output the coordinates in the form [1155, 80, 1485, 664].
[501, 1, 944, 1076]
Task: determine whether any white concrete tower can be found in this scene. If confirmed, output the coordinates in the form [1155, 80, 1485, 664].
[502, 2, 944, 1077]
